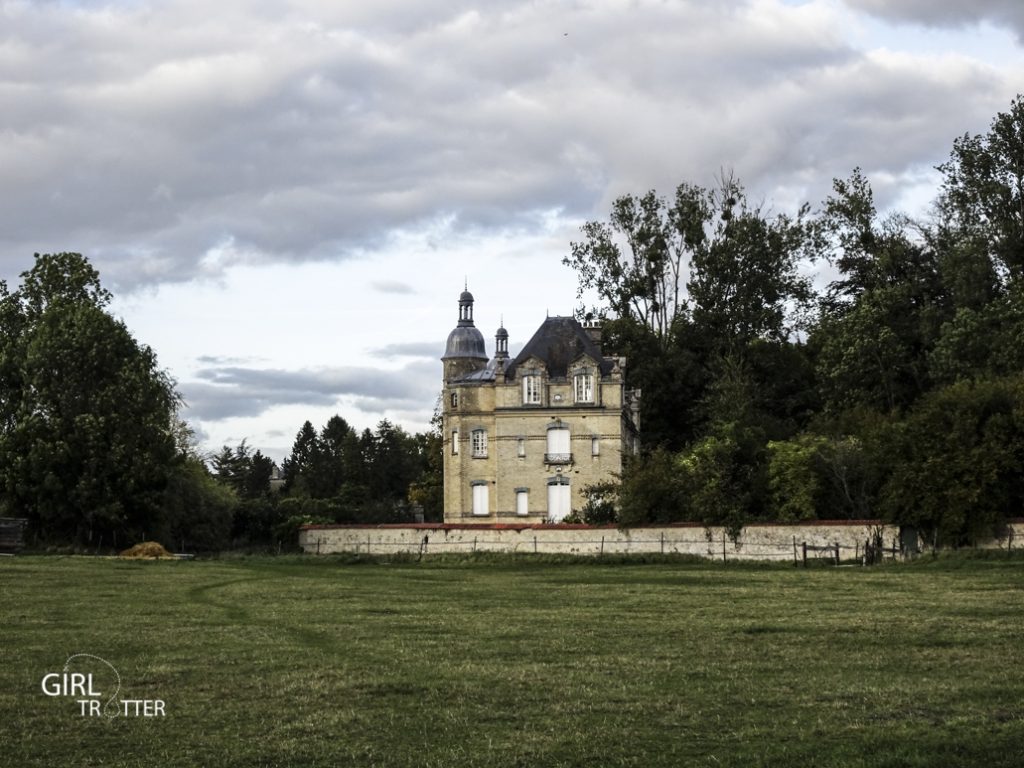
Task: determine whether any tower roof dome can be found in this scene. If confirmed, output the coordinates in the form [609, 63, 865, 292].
[442, 285, 488, 361]
[443, 326, 487, 360]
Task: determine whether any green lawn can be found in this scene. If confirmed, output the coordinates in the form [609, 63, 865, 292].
[1, 553, 1022, 767]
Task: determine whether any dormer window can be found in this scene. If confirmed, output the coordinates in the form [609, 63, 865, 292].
[574, 370, 594, 403]
[523, 374, 541, 405]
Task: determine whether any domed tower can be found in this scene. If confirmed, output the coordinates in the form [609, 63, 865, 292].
[442, 286, 488, 382]
[494, 321, 509, 361]
[492, 320, 509, 378]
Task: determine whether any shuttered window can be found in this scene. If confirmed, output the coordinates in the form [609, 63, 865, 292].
[546, 478, 571, 522]
[515, 489, 529, 517]
[471, 482, 489, 516]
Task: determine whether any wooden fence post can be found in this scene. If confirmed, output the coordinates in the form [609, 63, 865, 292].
[835, 541, 840, 566]
[722, 530, 727, 563]
[600, 536, 605, 555]
[802, 541, 807, 567]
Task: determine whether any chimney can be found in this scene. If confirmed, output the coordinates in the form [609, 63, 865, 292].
[582, 313, 602, 348]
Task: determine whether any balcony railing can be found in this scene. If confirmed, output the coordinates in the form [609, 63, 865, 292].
[544, 453, 572, 464]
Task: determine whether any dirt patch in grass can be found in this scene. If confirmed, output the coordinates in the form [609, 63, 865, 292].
[119, 541, 174, 559]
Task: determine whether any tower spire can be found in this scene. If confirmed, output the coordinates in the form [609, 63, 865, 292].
[495, 315, 509, 360]
[458, 283, 475, 326]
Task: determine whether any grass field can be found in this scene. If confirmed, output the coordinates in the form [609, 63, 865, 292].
[1, 553, 1023, 767]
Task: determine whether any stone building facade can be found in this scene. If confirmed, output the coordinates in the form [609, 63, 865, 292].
[441, 288, 640, 523]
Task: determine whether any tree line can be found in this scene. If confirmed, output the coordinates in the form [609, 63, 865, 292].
[210, 415, 442, 549]
[0, 252, 441, 551]
[4, 96, 1023, 551]
[567, 95, 1024, 547]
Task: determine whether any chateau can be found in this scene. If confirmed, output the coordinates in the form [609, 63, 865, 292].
[441, 287, 640, 523]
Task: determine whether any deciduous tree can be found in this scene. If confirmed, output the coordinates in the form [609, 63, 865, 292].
[0, 253, 179, 546]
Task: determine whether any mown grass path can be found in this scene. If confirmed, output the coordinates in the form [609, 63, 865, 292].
[1, 554, 1022, 767]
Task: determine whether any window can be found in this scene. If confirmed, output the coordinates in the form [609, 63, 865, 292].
[450, 392, 458, 408]
[522, 375, 541, 405]
[591, 436, 600, 456]
[515, 488, 529, 516]
[517, 437, 526, 458]
[545, 424, 570, 463]
[451, 430, 459, 455]
[574, 371, 594, 403]
[471, 428, 488, 458]
[471, 481, 489, 516]
[546, 476, 571, 522]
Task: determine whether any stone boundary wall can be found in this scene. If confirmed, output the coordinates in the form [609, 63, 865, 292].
[298, 520, 1024, 561]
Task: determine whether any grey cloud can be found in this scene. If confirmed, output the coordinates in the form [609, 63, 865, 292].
[178, 382, 290, 421]
[842, 1, 1024, 39]
[181, 359, 438, 421]
[370, 280, 416, 295]
[1, 1, 1018, 292]
[195, 354, 262, 365]
[370, 341, 442, 359]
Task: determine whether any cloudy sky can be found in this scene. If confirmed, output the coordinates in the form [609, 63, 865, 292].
[2, 0, 1022, 462]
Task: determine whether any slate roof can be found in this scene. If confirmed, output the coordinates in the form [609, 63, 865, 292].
[443, 325, 488, 360]
[461, 362, 497, 382]
[505, 316, 613, 379]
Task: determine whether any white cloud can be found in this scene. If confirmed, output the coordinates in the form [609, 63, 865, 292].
[5, 0, 1023, 456]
